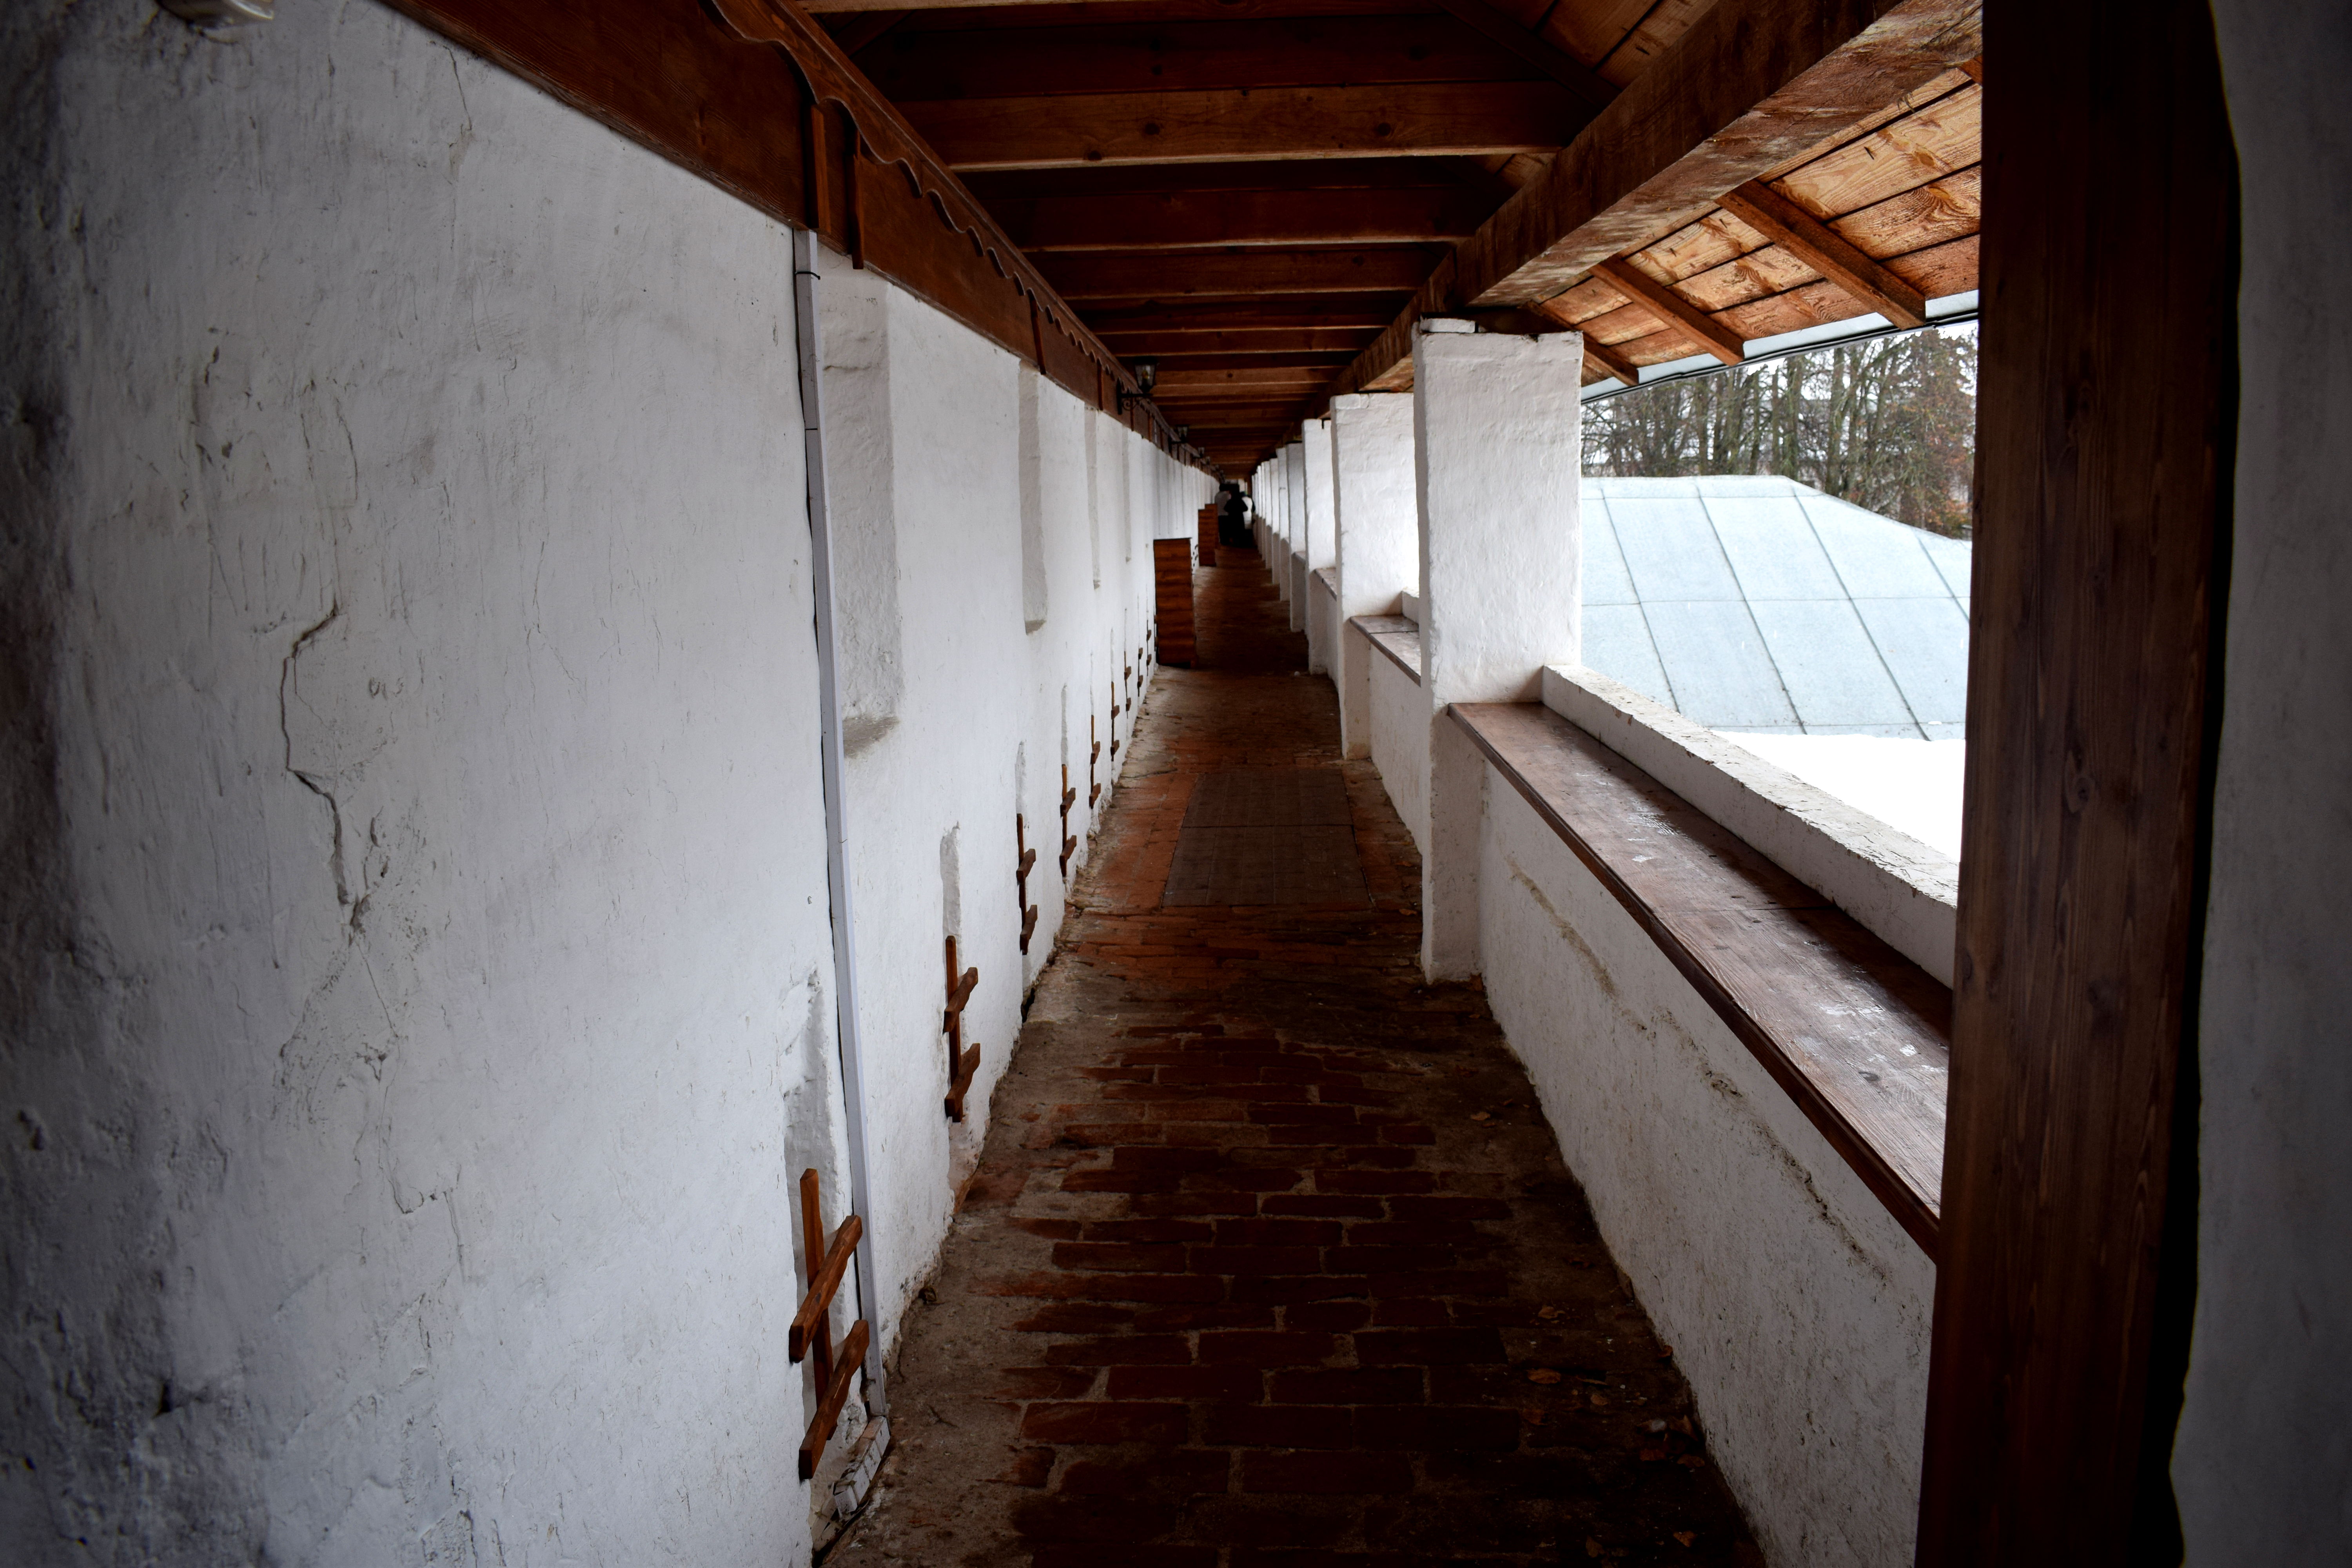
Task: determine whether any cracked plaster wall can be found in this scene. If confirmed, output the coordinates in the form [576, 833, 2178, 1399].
[0, 2, 844, 1562]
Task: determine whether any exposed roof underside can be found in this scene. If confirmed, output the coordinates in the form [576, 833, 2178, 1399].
[816, 0, 1984, 472]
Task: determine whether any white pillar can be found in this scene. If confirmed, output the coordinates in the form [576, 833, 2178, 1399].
[1302, 417, 1338, 673]
[1331, 392, 1418, 759]
[1414, 320, 1585, 979]
[1284, 437, 1308, 629]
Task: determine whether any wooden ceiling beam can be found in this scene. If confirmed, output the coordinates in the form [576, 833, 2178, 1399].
[1429, 0, 1619, 113]
[1145, 349, 1361, 370]
[1326, 0, 1982, 396]
[1000, 187, 1488, 252]
[899, 82, 1579, 169]
[1590, 258, 1745, 365]
[963, 157, 1508, 201]
[1580, 334, 1640, 386]
[1037, 247, 1437, 299]
[1095, 329, 1380, 356]
[853, 15, 1533, 100]
[1713, 178, 1928, 328]
[1077, 299, 1404, 332]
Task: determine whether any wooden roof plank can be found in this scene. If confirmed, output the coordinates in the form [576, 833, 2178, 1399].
[1717, 178, 1927, 327]
[1430, 0, 1620, 112]
[1773, 82, 1980, 220]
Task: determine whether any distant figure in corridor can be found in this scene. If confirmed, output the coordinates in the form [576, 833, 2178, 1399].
[1217, 481, 1251, 547]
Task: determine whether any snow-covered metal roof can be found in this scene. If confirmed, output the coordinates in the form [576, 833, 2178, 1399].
[1581, 475, 1971, 739]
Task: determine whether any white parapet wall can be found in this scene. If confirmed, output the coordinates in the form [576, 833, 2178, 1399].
[1366, 633, 1430, 857]
[1307, 567, 1339, 675]
[1478, 779, 1935, 1568]
[1541, 666, 1959, 986]
[0, 5, 1202, 1557]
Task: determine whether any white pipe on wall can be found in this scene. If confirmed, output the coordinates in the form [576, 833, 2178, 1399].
[792, 225, 887, 1413]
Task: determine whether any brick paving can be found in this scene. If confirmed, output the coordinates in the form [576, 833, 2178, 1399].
[835, 549, 1761, 1567]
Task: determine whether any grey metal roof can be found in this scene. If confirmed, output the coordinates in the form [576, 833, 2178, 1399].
[1580, 476, 1971, 739]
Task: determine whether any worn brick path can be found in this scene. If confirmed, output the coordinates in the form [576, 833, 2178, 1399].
[836, 550, 1760, 1567]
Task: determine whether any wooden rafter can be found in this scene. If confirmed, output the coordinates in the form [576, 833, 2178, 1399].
[1580, 334, 1640, 386]
[1714, 179, 1927, 328]
[1591, 258, 1744, 365]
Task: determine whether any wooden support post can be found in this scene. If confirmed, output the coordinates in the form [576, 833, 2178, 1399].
[1916, 0, 2236, 1559]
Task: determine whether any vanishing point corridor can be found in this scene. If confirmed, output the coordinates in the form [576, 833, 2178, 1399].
[840, 550, 1762, 1566]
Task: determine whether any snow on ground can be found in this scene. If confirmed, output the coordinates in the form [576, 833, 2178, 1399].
[1717, 733, 1967, 859]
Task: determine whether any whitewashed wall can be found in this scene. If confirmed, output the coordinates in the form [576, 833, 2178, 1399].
[2178, 7, 2352, 1560]
[1367, 646, 1429, 856]
[0, 3, 837, 1563]
[1478, 782, 1933, 1568]
[0, 4, 1202, 1562]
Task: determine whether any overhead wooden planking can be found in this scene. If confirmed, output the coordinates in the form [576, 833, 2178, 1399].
[998, 186, 1493, 251]
[1535, 0, 1688, 82]
[853, 14, 1539, 98]
[1775, 81, 1980, 219]
[1036, 248, 1439, 299]
[898, 82, 1582, 169]
[1553, 0, 1713, 88]
[1428, 0, 1619, 111]
[1327, 0, 1982, 396]
[1715, 180, 1926, 325]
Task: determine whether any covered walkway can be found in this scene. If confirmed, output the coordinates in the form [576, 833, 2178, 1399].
[844, 551, 1759, 1565]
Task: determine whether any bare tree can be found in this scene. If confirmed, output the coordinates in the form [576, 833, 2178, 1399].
[1582, 323, 1977, 535]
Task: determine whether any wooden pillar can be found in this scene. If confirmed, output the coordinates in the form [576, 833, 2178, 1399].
[1916, 1, 2237, 1561]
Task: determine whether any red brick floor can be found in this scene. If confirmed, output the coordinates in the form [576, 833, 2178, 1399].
[836, 552, 1760, 1567]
